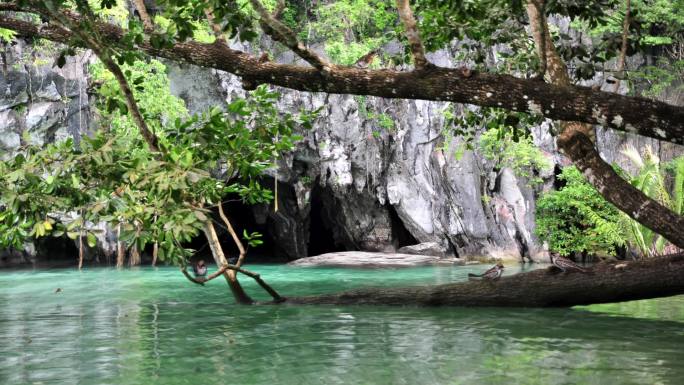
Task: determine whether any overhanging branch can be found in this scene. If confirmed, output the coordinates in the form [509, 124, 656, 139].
[0, 8, 682, 144]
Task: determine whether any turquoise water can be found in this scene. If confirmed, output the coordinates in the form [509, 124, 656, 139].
[1, 264, 683, 385]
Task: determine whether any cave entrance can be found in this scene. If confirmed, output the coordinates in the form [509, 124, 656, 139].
[308, 183, 346, 256]
[388, 204, 418, 249]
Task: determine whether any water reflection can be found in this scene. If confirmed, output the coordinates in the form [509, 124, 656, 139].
[0, 266, 683, 385]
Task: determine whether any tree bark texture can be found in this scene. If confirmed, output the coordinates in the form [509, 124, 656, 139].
[287, 254, 684, 307]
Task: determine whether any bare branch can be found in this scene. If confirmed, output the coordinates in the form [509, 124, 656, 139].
[181, 264, 229, 285]
[395, 0, 430, 70]
[203, 7, 225, 42]
[180, 263, 284, 302]
[613, 0, 631, 93]
[132, 0, 154, 31]
[181, 266, 206, 285]
[203, 221, 254, 304]
[217, 203, 246, 267]
[272, 0, 286, 19]
[248, 0, 332, 72]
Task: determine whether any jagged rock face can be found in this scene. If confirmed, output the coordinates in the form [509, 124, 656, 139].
[165, 48, 553, 261]
[0, 43, 93, 154]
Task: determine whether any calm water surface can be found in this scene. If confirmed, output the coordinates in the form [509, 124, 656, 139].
[1, 264, 683, 385]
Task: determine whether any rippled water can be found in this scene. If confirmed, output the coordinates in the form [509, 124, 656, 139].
[1, 264, 683, 385]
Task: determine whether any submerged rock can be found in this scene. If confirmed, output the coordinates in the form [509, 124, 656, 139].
[288, 251, 460, 268]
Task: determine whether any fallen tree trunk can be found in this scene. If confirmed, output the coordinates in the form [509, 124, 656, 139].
[285, 254, 684, 307]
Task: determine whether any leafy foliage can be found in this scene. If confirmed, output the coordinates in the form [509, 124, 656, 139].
[90, 59, 188, 136]
[617, 146, 684, 256]
[448, 107, 551, 183]
[306, 0, 397, 65]
[0, 27, 16, 43]
[0, 81, 312, 265]
[536, 166, 626, 256]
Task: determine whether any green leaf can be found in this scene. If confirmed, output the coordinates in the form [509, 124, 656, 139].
[87, 233, 98, 248]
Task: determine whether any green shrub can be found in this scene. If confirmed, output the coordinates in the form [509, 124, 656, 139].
[535, 166, 625, 256]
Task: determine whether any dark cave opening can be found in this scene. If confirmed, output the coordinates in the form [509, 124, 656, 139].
[553, 164, 566, 190]
[388, 204, 418, 249]
[308, 183, 346, 256]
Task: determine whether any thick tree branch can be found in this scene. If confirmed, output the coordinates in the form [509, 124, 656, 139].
[288, 254, 684, 307]
[559, 131, 684, 246]
[395, 0, 430, 70]
[248, 0, 332, 72]
[0, 12, 680, 144]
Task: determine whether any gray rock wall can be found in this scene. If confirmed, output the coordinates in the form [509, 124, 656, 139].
[165, 45, 554, 261]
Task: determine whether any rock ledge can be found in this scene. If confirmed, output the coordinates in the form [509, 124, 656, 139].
[288, 251, 460, 268]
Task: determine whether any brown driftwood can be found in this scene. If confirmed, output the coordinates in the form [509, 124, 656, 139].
[285, 254, 684, 307]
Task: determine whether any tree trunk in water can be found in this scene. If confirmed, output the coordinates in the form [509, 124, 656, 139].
[116, 224, 125, 268]
[286, 254, 684, 307]
[78, 232, 84, 270]
[129, 244, 141, 266]
[203, 221, 254, 304]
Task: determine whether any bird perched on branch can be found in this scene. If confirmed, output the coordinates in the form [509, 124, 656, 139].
[549, 253, 587, 273]
[468, 262, 504, 280]
[192, 260, 208, 278]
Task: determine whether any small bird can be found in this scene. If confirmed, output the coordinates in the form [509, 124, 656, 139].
[192, 260, 208, 278]
[468, 262, 504, 280]
[549, 253, 587, 273]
